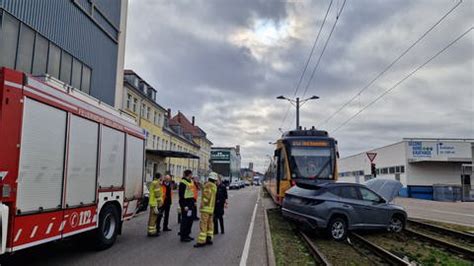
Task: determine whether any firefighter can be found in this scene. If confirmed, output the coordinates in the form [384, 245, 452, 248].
[194, 172, 217, 248]
[147, 173, 164, 237]
[179, 170, 195, 242]
[157, 174, 173, 232]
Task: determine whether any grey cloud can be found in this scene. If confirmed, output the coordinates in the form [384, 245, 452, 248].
[125, 0, 473, 171]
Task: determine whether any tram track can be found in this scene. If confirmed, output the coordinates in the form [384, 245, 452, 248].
[298, 229, 410, 266]
[407, 219, 474, 246]
[404, 227, 474, 261]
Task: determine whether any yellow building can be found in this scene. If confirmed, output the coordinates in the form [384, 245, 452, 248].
[168, 112, 213, 178]
[121, 70, 209, 182]
[122, 70, 168, 181]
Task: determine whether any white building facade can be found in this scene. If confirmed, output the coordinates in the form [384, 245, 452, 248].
[338, 138, 473, 199]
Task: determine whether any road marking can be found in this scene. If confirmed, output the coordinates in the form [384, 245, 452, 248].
[239, 191, 260, 266]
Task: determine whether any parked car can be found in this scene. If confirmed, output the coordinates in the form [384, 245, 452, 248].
[282, 179, 406, 241]
[245, 180, 251, 186]
[229, 181, 240, 190]
[239, 180, 246, 188]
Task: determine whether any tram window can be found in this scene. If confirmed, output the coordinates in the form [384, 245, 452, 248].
[279, 150, 288, 180]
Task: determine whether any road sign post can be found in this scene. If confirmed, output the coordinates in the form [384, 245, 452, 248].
[367, 152, 377, 178]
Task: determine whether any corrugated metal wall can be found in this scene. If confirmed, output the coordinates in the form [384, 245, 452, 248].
[1, 0, 121, 105]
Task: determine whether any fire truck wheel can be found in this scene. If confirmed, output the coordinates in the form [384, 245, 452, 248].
[95, 204, 119, 250]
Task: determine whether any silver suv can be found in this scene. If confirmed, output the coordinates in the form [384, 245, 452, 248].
[282, 180, 406, 241]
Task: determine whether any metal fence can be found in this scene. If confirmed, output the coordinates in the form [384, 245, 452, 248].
[433, 184, 462, 202]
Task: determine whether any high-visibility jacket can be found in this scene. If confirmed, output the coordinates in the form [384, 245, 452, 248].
[200, 181, 217, 214]
[192, 181, 199, 201]
[149, 179, 163, 208]
[161, 182, 172, 204]
[181, 178, 195, 199]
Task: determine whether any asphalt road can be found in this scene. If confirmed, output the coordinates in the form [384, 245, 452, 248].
[1, 186, 265, 266]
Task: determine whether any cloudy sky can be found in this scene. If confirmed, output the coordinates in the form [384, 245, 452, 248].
[125, 0, 473, 172]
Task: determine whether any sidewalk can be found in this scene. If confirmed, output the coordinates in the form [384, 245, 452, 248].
[394, 197, 474, 227]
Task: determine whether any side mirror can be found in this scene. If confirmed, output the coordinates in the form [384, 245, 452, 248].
[378, 198, 386, 204]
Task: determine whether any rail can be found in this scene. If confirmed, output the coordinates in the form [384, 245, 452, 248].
[407, 219, 474, 242]
[404, 228, 474, 261]
[297, 230, 331, 266]
[350, 233, 410, 266]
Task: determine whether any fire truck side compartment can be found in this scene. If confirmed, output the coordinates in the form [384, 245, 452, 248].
[125, 135, 144, 200]
[66, 115, 99, 206]
[17, 98, 67, 213]
[99, 126, 125, 188]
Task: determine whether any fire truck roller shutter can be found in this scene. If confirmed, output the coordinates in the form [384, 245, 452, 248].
[125, 135, 144, 200]
[99, 126, 125, 188]
[17, 98, 67, 213]
[65, 115, 99, 206]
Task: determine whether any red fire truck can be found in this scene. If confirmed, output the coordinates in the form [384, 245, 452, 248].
[0, 67, 145, 254]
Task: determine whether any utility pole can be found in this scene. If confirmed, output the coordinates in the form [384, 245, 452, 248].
[296, 97, 300, 129]
[277, 95, 319, 130]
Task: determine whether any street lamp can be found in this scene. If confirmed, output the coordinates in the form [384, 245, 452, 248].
[277, 95, 319, 130]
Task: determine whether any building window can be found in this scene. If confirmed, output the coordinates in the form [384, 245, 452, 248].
[382, 168, 388, 174]
[154, 111, 159, 125]
[395, 166, 400, 174]
[47, 43, 61, 78]
[146, 106, 151, 120]
[141, 103, 147, 118]
[152, 135, 156, 149]
[71, 58, 82, 89]
[0, 12, 20, 68]
[126, 94, 132, 109]
[16, 24, 35, 73]
[132, 98, 138, 113]
[156, 137, 160, 149]
[32, 33, 48, 75]
[80, 65, 91, 94]
[59, 51, 72, 84]
[389, 167, 395, 174]
[133, 77, 139, 88]
[401, 165, 405, 173]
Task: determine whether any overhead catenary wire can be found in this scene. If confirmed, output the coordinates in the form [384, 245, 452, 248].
[319, 0, 463, 128]
[300, 0, 347, 99]
[330, 26, 473, 133]
[279, 0, 334, 131]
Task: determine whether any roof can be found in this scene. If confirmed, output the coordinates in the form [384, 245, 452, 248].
[169, 112, 202, 137]
[163, 127, 200, 148]
[146, 149, 200, 159]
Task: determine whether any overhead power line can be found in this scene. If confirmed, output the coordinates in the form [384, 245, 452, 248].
[279, 0, 334, 130]
[331, 26, 473, 134]
[301, 0, 347, 99]
[319, 0, 463, 128]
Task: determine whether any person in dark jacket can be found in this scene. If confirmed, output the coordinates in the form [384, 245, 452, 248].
[178, 170, 195, 242]
[157, 174, 173, 232]
[214, 176, 228, 234]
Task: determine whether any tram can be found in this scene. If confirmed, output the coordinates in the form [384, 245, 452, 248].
[264, 127, 339, 204]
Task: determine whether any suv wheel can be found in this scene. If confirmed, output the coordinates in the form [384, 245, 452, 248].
[388, 215, 404, 233]
[328, 217, 347, 241]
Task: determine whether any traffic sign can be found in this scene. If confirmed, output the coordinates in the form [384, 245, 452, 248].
[366, 152, 377, 162]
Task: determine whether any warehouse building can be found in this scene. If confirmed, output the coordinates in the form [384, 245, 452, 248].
[211, 146, 242, 183]
[0, 0, 128, 107]
[338, 138, 474, 200]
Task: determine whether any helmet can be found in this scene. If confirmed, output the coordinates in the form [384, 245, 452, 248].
[208, 172, 218, 181]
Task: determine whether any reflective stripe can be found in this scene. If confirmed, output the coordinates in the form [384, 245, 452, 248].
[181, 179, 195, 199]
[149, 180, 162, 207]
[200, 182, 217, 214]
